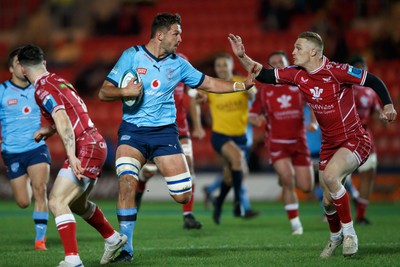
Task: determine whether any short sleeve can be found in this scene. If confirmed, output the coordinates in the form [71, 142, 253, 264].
[179, 58, 205, 89]
[333, 64, 367, 86]
[106, 47, 136, 87]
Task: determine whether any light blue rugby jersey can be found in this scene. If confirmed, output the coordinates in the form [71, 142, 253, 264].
[0, 80, 45, 153]
[106, 45, 205, 127]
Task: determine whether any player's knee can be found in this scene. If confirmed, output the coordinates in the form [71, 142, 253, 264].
[165, 171, 192, 200]
[48, 195, 67, 215]
[116, 157, 141, 181]
[172, 191, 191, 204]
[15, 198, 30, 209]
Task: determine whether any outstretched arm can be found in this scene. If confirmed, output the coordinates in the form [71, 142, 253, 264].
[198, 67, 256, 93]
[228, 34, 276, 84]
[364, 73, 397, 123]
[228, 33, 263, 76]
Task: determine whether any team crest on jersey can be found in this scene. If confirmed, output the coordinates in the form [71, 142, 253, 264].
[277, 94, 292, 108]
[310, 87, 323, 101]
[166, 68, 174, 79]
[10, 162, 19, 173]
[151, 79, 161, 89]
[22, 106, 31, 114]
[7, 99, 18, 106]
[136, 68, 147, 75]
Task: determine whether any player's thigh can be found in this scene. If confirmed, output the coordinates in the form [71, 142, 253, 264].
[27, 162, 50, 189]
[49, 174, 85, 208]
[221, 141, 243, 166]
[324, 147, 359, 182]
[9, 174, 31, 207]
[273, 158, 295, 182]
[154, 153, 189, 177]
[116, 144, 146, 163]
[70, 179, 96, 215]
[293, 165, 314, 192]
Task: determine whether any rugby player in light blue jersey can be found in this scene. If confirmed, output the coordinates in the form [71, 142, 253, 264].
[99, 13, 255, 262]
[0, 47, 51, 250]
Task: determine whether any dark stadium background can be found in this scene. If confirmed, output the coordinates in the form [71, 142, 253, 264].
[0, 0, 399, 201]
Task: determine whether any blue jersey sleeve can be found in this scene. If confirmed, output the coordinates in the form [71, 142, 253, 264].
[179, 58, 205, 89]
[106, 47, 137, 87]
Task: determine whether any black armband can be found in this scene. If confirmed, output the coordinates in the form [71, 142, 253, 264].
[363, 73, 392, 105]
[256, 67, 277, 84]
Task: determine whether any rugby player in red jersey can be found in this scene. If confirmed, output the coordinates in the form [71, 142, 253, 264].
[18, 44, 127, 267]
[249, 51, 315, 235]
[229, 32, 397, 258]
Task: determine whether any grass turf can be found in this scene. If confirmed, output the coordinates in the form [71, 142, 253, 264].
[0, 200, 399, 267]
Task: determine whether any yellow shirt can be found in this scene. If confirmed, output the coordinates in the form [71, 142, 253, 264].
[207, 76, 250, 136]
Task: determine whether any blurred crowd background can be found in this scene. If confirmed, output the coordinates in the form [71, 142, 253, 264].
[0, 0, 399, 179]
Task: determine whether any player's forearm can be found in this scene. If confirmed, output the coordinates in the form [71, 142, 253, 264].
[98, 84, 125, 101]
[364, 73, 392, 105]
[200, 76, 245, 93]
[190, 97, 202, 130]
[237, 53, 263, 76]
[53, 110, 76, 158]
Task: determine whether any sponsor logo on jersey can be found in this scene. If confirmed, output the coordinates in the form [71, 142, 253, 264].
[277, 94, 292, 109]
[300, 77, 308, 83]
[8, 99, 18, 106]
[121, 135, 131, 141]
[136, 68, 147, 75]
[322, 77, 332, 83]
[348, 66, 362, 78]
[42, 95, 57, 114]
[310, 87, 323, 101]
[151, 79, 161, 89]
[22, 106, 31, 114]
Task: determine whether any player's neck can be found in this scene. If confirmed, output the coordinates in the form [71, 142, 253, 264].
[27, 67, 47, 86]
[145, 42, 168, 59]
[304, 57, 324, 73]
[10, 76, 29, 88]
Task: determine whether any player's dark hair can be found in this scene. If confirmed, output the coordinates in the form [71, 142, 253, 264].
[151, 13, 181, 38]
[267, 51, 288, 66]
[7, 47, 23, 68]
[18, 44, 44, 66]
[298, 31, 324, 53]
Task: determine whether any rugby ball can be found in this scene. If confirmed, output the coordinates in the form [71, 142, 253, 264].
[119, 69, 143, 107]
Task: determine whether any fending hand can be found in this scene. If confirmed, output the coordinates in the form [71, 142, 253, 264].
[228, 33, 245, 58]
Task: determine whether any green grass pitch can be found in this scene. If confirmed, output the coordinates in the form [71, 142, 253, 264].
[0, 200, 399, 267]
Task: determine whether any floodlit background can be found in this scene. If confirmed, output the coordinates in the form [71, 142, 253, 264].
[0, 0, 399, 201]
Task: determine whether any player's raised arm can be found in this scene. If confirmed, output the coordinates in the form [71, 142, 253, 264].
[98, 78, 142, 102]
[228, 34, 264, 75]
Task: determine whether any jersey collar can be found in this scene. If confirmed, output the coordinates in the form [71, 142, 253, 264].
[309, 56, 328, 74]
[141, 45, 172, 62]
[34, 71, 50, 88]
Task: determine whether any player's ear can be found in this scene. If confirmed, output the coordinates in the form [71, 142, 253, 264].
[310, 47, 317, 57]
[157, 31, 164, 41]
